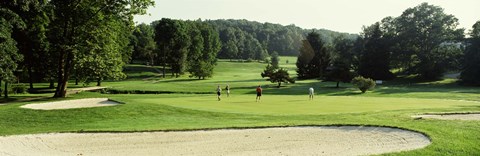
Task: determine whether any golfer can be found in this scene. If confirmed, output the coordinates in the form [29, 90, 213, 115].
[309, 87, 314, 100]
[225, 84, 230, 97]
[216, 85, 222, 101]
[256, 85, 262, 102]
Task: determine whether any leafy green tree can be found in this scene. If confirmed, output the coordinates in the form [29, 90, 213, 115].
[325, 61, 354, 88]
[306, 31, 331, 79]
[351, 76, 376, 93]
[0, 1, 26, 98]
[48, 0, 154, 97]
[75, 16, 129, 86]
[270, 51, 280, 68]
[154, 18, 191, 77]
[191, 22, 221, 79]
[460, 21, 480, 85]
[132, 23, 157, 65]
[332, 35, 358, 71]
[218, 27, 238, 60]
[296, 40, 315, 79]
[396, 2, 464, 79]
[7, 0, 50, 90]
[358, 22, 395, 80]
[261, 64, 295, 88]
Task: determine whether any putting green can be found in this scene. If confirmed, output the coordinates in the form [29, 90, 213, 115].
[134, 94, 480, 115]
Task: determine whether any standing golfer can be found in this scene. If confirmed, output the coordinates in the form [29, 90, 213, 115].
[309, 87, 314, 100]
[256, 85, 262, 102]
[225, 84, 230, 97]
[216, 85, 222, 101]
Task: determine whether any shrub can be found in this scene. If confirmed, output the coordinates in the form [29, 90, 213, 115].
[351, 76, 376, 93]
[11, 84, 27, 94]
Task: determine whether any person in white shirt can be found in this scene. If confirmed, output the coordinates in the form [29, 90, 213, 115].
[225, 84, 230, 97]
[309, 87, 314, 100]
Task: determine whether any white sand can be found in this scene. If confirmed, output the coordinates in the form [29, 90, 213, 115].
[20, 98, 120, 110]
[413, 113, 480, 120]
[0, 126, 430, 156]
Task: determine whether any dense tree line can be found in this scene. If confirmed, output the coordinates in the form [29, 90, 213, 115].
[207, 19, 357, 59]
[297, 3, 473, 84]
[460, 21, 480, 85]
[132, 19, 222, 79]
[1, 0, 154, 98]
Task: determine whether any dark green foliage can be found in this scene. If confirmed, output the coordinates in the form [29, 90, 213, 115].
[351, 76, 376, 93]
[11, 84, 26, 94]
[296, 40, 315, 79]
[332, 35, 359, 71]
[395, 3, 464, 79]
[325, 61, 354, 88]
[261, 64, 295, 88]
[48, 0, 154, 97]
[296, 31, 332, 79]
[358, 23, 395, 80]
[270, 51, 280, 68]
[0, 2, 26, 98]
[209, 19, 356, 59]
[74, 16, 129, 86]
[154, 18, 191, 77]
[186, 21, 221, 79]
[460, 21, 480, 85]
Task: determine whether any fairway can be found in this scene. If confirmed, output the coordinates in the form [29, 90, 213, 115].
[137, 94, 480, 115]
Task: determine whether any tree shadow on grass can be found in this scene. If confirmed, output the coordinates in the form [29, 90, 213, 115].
[0, 96, 56, 104]
[154, 78, 204, 83]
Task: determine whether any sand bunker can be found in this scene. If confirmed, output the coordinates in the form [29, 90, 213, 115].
[0, 126, 430, 156]
[20, 98, 120, 110]
[414, 113, 480, 120]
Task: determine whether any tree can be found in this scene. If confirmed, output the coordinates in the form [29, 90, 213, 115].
[10, 0, 49, 91]
[351, 76, 376, 93]
[305, 31, 331, 79]
[132, 23, 156, 65]
[296, 40, 315, 79]
[0, 1, 26, 98]
[48, 0, 154, 97]
[325, 61, 354, 88]
[460, 21, 480, 85]
[186, 21, 205, 78]
[74, 16, 129, 86]
[154, 18, 191, 78]
[270, 51, 280, 68]
[261, 64, 295, 88]
[193, 22, 221, 79]
[396, 2, 464, 79]
[358, 22, 395, 80]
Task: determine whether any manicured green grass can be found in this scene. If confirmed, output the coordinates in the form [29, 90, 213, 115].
[1, 92, 479, 155]
[145, 94, 480, 115]
[1, 59, 480, 155]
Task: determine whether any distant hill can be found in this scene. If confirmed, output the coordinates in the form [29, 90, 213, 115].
[205, 19, 358, 56]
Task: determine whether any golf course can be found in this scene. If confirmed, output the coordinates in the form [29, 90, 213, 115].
[1, 57, 479, 155]
[2, 0, 480, 155]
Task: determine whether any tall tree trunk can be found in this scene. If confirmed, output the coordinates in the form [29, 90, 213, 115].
[54, 49, 65, 97]
[28, 65, 34, 90]
[162, 45, 166, 78]
[336, 81, 340, 88]
[0, 80, 2, 97]
[49, 80, 54, 89]
[4, 82, 8, 98]
[97, 78, 101, 86]
[171, 65, 174, 77]
[278, 82, 281, 88]
[54, 50, 73, 98]
[75, 78, 78, 85]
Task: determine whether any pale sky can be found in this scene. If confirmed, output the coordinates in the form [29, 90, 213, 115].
[134, 0, 480, 34]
